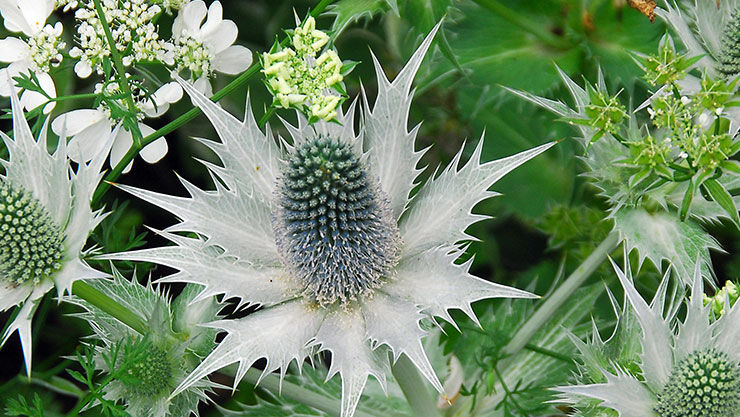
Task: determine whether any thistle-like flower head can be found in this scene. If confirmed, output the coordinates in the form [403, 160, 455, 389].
[68, 273, 222, 417]
[0, 88, 112, 374]
[557, 259, 740, 417]
[105, 24, 553, 417]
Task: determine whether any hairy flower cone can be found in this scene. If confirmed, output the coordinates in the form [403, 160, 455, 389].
[122, 344, 173, 396]
[274, 136, 399, 305]
[718, 8, 740, 79]
[655, 349, 740, 417]
[0, 182, 64, 285]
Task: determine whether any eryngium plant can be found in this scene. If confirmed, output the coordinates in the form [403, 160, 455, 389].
[104, 24, 553, 417]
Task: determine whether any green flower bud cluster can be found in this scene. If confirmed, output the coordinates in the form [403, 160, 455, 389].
[703, 281, 739, 319]
[642, 35, 699, 86]
[0, 182, 64, 286]
[695, 75, 738, 113]
[655, 349, 740, 417]
[718, 8, 740, 79]
[584, 86, 627, 143]
[628, 135, 671, 173]
[262, 16, 345, 121]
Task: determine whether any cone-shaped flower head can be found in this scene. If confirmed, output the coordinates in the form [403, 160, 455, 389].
[0, 88, 113, 374]
[68, 272, 222, 417]
[104, 23, 554, 417]
[556, 258, 740, 417]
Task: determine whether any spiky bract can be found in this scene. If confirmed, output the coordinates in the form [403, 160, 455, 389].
[0, 182, 64, 285]
[275, 135, 398, 304]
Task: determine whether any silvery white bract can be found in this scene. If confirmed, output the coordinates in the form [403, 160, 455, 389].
[0, 88, 112, 374]
[104, 24, 553, 417]
[556, 259, 740, 417]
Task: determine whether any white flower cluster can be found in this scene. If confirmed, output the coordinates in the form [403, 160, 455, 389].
[0, 0, 63, 113]
[70, 0, 174, 78]
[262, 16, 344, 121]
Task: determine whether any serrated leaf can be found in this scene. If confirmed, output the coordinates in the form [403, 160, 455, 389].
[613, 207, 721, 285]
[325, 0, 392, 36]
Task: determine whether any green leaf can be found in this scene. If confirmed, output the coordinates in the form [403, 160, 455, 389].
[324, 0, 392, 36]
[680, 177, 696, 221]
[702, 178, 740, 226]
[613, 207, 721, 285]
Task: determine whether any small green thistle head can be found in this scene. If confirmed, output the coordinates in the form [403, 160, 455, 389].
[642, 35, 698, 86]
[0, 181, 64, 285]
[655, 349, 740, 417]
[120, 340, 174, 397]
[717, 8, 740, 79]
[273, 136, 399, 305]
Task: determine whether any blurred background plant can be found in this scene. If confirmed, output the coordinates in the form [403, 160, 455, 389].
[1, 0, 739, 416]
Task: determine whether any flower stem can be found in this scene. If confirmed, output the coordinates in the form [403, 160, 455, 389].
[500, 231, 621, 357]
[391, 355, 443, 417]
[90, 0, 335, 205]
[240, 368, 391, 417]
[70, 281, 148, 335]
[90, 0, 144, 147]
[471, 0, 571, 50]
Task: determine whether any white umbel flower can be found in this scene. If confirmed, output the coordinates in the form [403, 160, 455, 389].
[171, 0, 252, 94]
[556, 259, 740, 417]
[0, 0, 63, 114]
[51, 81, 182, 172]
[104, 24, 553, 417]
[0, 89, 113, 374]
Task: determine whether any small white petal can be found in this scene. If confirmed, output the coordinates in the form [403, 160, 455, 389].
[110, 128, 134, 174]
[179, 0, 207, 34]
[139, 125, 168, 164]
[203, 19, 237, 55]
[0, 37, 28, 62]
[51, 109, 106, 137]
[212, 45, 252, 74]
[74, 60, 92, 78]
[19, 71, 56, 114]
[192, 76, 213, 96]
[66, 118, 113, 164]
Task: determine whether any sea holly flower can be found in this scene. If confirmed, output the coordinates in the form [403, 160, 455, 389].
[0, 0, 64, 114]
[103, 24, 553, 417]
[171, 0, 253, 95]
[556, 259, 740, 417]
[51, 81, 183, 172]
[262, 16, 346, 121]
[0, 90, 113, 374]
[68, 272, 222, 417]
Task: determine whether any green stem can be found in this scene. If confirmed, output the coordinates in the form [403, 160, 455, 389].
[91, 0, 144, 147]
[501, 231, 621, 357]
[391, 355, 442, 417]
[240, 368, 388, 417]
[91, 0, 335, 205]
[71, 281, 148, 335]
[259, 106, 277, 128]
[471, 0, 571, 49]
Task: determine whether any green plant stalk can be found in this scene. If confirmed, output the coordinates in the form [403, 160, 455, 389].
[91, 0, 335, 205]
[391, 355, 443, 417]
[91, 0, 144, 147]
[501, 231, 621, 357]
[240, 367, 391, 417]
[71, 281, 148, 335]
[471, 0, 571, 50]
